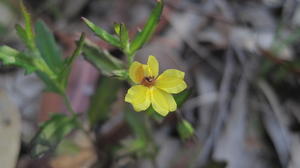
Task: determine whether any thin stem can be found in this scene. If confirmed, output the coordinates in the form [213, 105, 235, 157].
[126, 51, 136, 66]
[63, 94, 76, 116]
[62, 94, 93, 142]
[143, 114, 158, 167]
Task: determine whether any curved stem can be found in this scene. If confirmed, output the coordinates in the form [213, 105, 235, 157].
[62, 94, 93, 142]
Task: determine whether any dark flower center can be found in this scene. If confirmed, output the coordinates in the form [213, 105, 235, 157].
[141, 76, 156, 87]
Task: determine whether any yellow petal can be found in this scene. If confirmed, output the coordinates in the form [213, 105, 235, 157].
[155, 69, 187, 94]
[150, 87, 176, 116]
[125, 85, 151, 111]
[129, 61, 144, 84]
[144, 55, 159, 78]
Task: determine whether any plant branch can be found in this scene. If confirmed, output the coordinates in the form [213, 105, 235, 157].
[62, 93, 94, 142]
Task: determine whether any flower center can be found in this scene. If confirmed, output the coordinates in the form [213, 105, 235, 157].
[141, 76, 156, 87]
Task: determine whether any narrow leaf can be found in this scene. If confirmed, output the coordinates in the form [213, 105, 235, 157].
[112, 69, 129, 80]
[114, 23, 121, 35]
[130, 0, 164, 54]
[15, 24, 29, 46]
[82, 17, 121, 48]
[35, 20, 63, 73]
[88, 76, 122, 126]
[0, 45, 36, 73]
[82, 41, 123, 76]
[120, 24, 130, 51]
[30, 114, 78, 158]
[64, 33, 86, 67]
[36, 71, 63, 94]
[20, 1, 35, 50]
[59, 33, 86, 88]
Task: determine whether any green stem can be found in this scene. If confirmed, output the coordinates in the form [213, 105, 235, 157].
[62, 94, 93, 141]
[143, 115, 158, 167]
[126, 51, 136, 66]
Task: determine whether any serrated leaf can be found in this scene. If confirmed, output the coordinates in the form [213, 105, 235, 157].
[82, 17, 121, 48]
[129, 0, 164, 54]
[177, 119, 194, 140]
[35, 20, 63, 73]
[88, 76, 122, 127]
[82, 41, 123, 76]
[0, 45, 36, 73]
[30, 114, 78, 158]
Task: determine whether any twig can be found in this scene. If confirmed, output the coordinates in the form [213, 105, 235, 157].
[194, 47, 235, 167]
[257, 80, 291, 167]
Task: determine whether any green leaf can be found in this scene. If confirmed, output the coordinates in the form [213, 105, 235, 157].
[146, 106, 164, 122]
[64, 33, 86, 67]
[59, 33, 86, 88]
[56, 139, 80, 156]
[15, 24, 28, 46]
[19, 1, 35, 50]
[129, 0, 164, 54]
[88, 76, 122, 127]
[36, 71, 63, 94]
[30, 114, 78, 158]
[112, 69, 129, 80]
[82, 17, 121, 48]
[125, 108, 150, 141]
[114, 23, 121, 35]
[35, 20, 63, 73]
[119, 23, 130, 51]
[123, 107, 157, 157]
[82, 41, 123, 76]
[173, 88, 192, 108]
[0, 45, 36, 73]
[177, 119, 194, 140]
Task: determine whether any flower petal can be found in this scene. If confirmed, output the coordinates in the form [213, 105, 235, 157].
[129, 61, 144, 84]
[144, 55, 159, 78]
[155, 69, 187, 94]
[125, 85, 151, 111]
[150, 87, 176, 116]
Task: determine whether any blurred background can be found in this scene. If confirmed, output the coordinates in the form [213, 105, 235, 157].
[1, 0, 300, 167]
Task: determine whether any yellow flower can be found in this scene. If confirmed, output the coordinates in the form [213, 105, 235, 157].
[125, 55, 187, 116]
